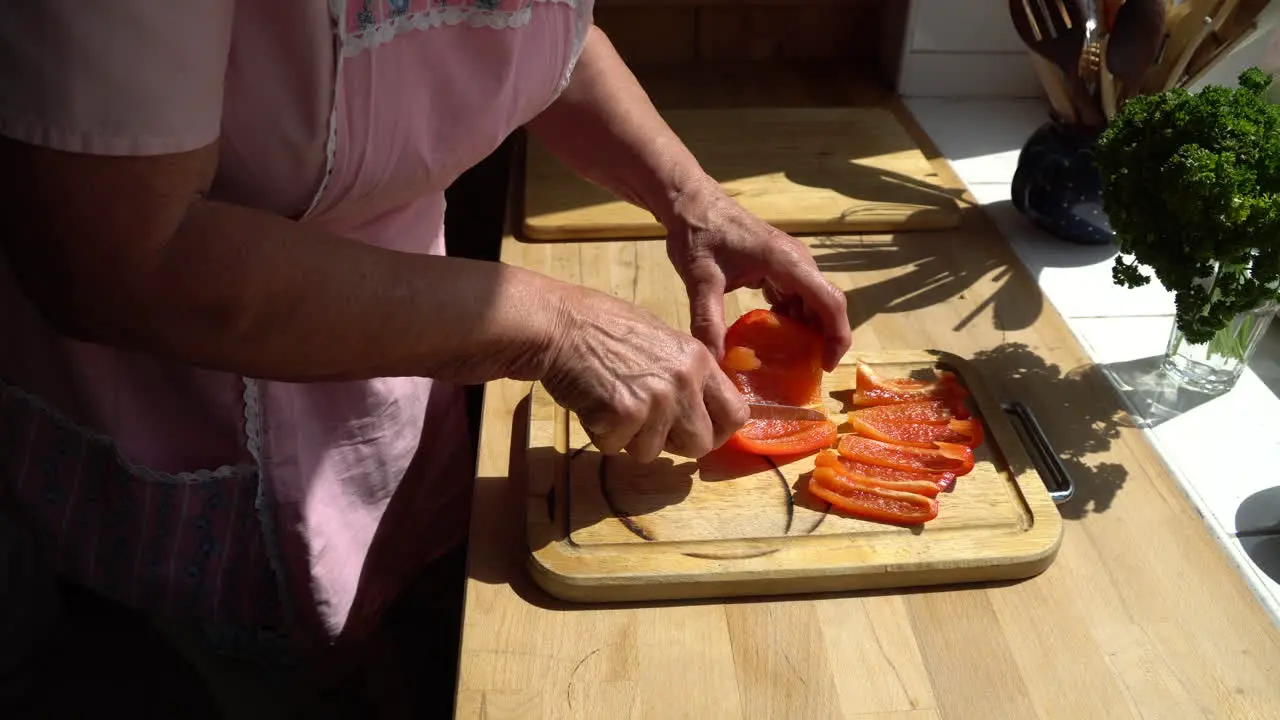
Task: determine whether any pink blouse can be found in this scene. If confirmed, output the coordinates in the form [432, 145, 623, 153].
[0, 0, 592, 651]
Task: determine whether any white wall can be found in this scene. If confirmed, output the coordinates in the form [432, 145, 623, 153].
[897, 0, 1045, 98]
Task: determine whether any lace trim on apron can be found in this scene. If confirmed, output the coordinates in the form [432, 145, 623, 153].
[342, 0, 580, 57]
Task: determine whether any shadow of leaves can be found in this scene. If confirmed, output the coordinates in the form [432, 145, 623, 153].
[966, 342, 1130, 520]
[811, 230, 1043, 334]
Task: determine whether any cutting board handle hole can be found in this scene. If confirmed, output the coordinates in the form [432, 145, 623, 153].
[1002, 401, 1075, 504]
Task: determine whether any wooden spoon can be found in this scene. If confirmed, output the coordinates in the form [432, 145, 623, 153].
[1029, 52, 1082, 124]
[1183, 0, 1267, 83]
[1162, 0, 1241, 89]
[1106, 0, 1167, 100]
[1141, 0, 1220, 93]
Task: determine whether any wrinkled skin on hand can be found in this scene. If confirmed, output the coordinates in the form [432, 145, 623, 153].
[664, 183, 852, 371]
[538, 181, 848, 465]
[541, 286, 751, 463]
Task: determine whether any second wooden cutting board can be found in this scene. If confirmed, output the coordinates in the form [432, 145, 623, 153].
[521, 107, 964, 241]
[524, 351, 1065, 603]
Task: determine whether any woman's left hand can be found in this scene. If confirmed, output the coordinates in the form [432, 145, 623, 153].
[665, 181, 852, 372]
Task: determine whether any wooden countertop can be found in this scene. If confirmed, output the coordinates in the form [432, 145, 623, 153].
[453, 74, 1280, 719]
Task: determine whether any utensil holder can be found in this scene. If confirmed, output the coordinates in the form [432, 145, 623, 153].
[1011, 119, 1116, 247]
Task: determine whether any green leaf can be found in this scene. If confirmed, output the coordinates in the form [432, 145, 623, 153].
[1096, 67, 1280, 339]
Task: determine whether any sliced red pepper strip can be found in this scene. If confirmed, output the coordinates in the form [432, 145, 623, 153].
[849, 400, 958, 425]
[838, 434, 975, 476]
[721, 309, 835, 457]
[819, 445, 952, 489]
[847, 414, 984, 449]
[820, 450, 957, 492]
[726, 419, 837, 457]
[853, 362, 969, 413]
[813, 449, 943, 497]
[809, 467, 939, 525]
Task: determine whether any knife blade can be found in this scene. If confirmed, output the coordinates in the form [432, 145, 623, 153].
[746, 402, 829, 423]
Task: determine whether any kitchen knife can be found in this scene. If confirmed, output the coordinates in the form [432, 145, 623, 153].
[746, 402, 830, 423]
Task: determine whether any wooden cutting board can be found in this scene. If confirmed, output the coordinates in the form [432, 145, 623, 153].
[525, 351, 1065, 603]
[520, 108, 964, 241]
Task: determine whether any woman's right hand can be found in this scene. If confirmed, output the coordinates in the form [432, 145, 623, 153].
[540, 286, 750, 463]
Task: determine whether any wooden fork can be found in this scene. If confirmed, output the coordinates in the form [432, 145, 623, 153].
[1011, 0, 1106, 128]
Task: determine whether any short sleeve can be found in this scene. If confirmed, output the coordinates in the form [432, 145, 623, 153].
[0, 2, 235, 156]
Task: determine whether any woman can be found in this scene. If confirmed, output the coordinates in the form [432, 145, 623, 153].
[0, 0, 849, 708]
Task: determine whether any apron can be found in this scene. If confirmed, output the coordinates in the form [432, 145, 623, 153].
[0, 0, 593, 658]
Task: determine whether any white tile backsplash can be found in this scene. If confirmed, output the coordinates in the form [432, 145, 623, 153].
[898, 52, 1045, 99]
[904, 98, 1049, 176]
[908, 0, 1028, 54]
[1070, 317, 1170, 364]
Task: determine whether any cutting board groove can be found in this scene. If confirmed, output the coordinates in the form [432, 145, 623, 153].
[525, 351, 1063, 602]
[521, 107, 964, 241]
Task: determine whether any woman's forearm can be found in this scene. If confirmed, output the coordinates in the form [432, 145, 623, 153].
[524, 25, 717, 226]
[126, 200, 568, 383]
[7, 190, 566, 384]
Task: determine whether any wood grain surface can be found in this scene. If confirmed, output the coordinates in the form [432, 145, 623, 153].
[521, 108, 962, 240]
[525, 351, 1062, 603]
[454, 65, 1280, 719]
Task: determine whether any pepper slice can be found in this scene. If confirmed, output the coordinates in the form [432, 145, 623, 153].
[728, 419, 838, 457]
[848, 400, 961, 425]
[847, 414, 984, 449]
[815, 448, 955, 492]
[838, 434, 975, 476]
[721, 309, 836, 456]
[809, 466, 939, 525]
[853, 362, 969, 412]
[813, 449, 942, 497]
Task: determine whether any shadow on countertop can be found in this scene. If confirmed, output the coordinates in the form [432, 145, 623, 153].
[809, 229, 1045, 335]
[1097, 313, 1280, 430]
[1098, 354, 1219, 430]
[962, 342, 1130, 521]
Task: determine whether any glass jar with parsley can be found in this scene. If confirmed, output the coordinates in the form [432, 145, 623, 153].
[1095, 67, 1280, 394]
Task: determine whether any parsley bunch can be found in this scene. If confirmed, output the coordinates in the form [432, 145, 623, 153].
[1094, 67, 1280, 346]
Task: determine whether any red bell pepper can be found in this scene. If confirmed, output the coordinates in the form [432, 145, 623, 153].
[721, 309, 836, 457]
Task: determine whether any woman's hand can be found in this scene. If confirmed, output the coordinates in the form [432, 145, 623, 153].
[665, 181, 852, 372]
[522, 26, 848, 369]
[540, 286, 750, 463]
